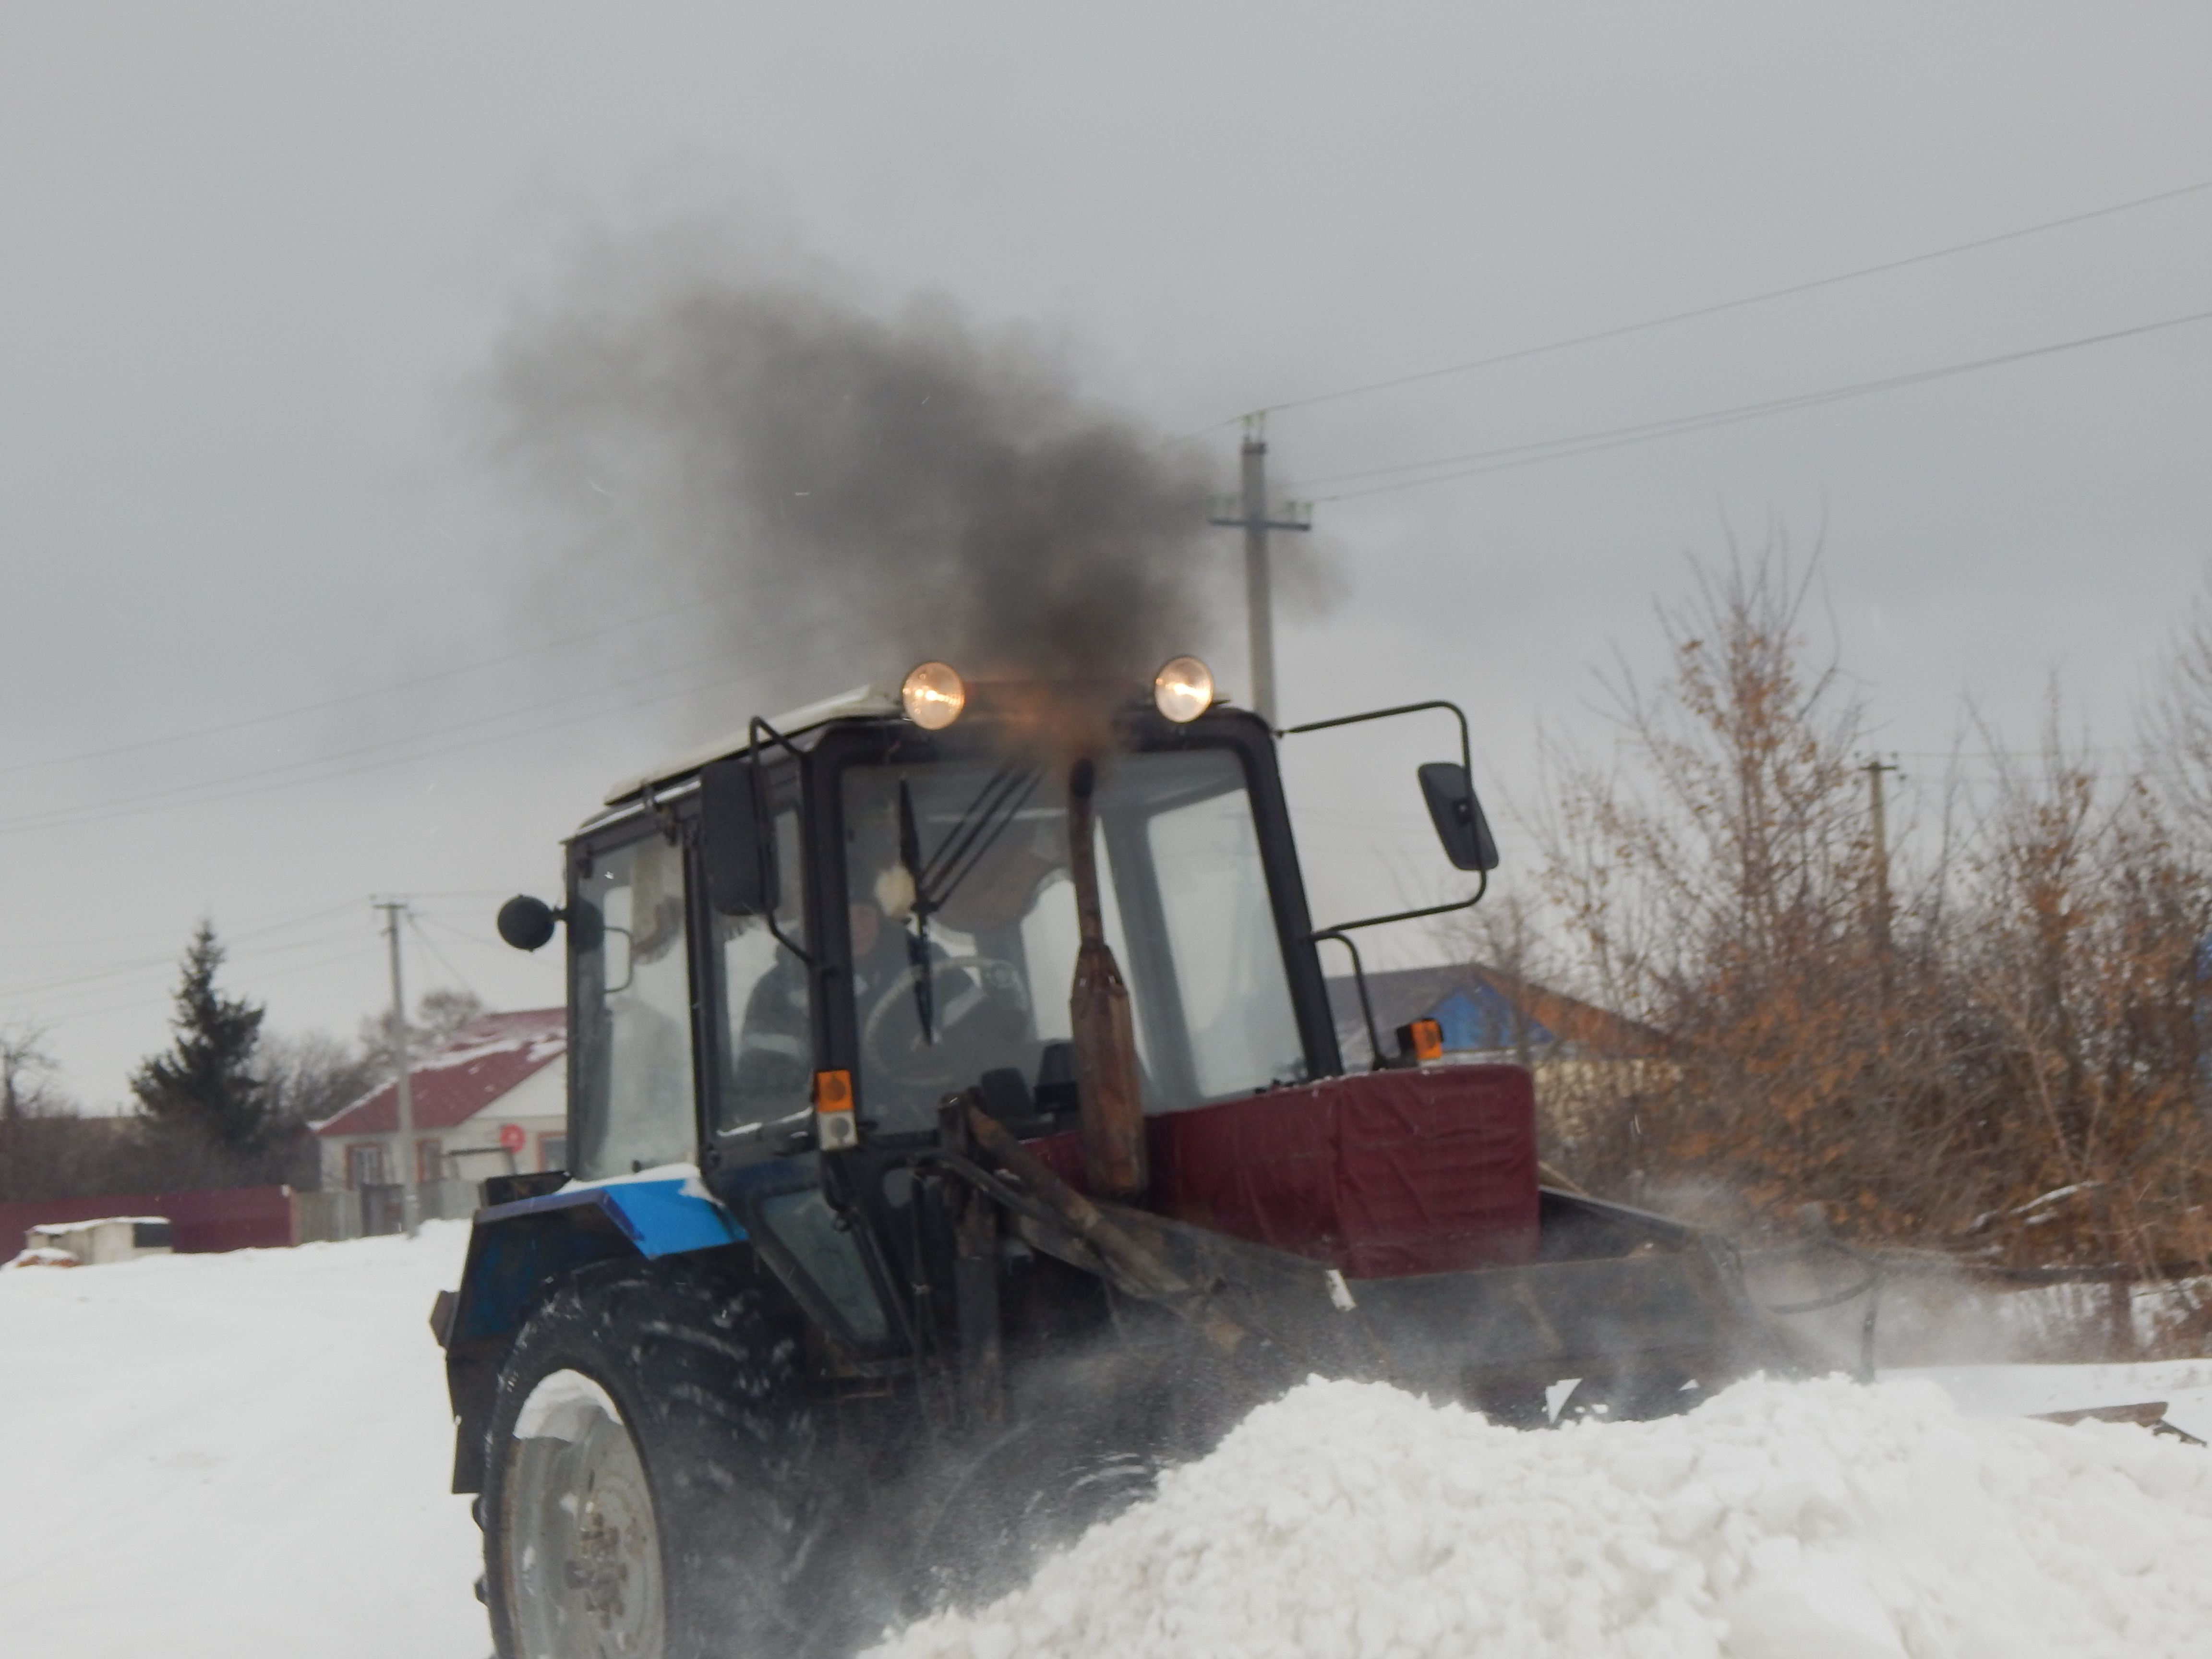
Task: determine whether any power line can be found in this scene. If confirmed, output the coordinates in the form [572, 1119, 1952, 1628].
[0, 899, 366, 962]
[1230, 172, 2212, 424]
[0, 652, 723, 832]
[0, 608, 882, 838]
[1297, 303, 2212, 502]
[0, 684, 693, 838]
[406, 912, 482, 1003]
[1, 898, 507, 1030]
[0, 902, 369, 1001]
[30, 942, 383, 1032]
[0, 923, 375, 1009]
[412, 912, 525, 957]
[1887, 746, 2152, 760]
[0, 598, 713, 781]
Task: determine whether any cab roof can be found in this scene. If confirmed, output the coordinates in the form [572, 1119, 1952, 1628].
[602, 682, 900, 806]
[601, 675, 1245, 813]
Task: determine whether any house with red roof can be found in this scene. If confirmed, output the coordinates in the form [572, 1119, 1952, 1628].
[313, 1009, 567, 1206]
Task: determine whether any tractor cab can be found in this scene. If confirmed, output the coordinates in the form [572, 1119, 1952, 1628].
[574, 670, 1339, 1176]
[484, 660, 1494, 1354]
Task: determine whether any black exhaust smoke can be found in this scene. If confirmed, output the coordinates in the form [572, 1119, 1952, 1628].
[488, 253, 1203, 1202]
[487, 270, 1217, 711]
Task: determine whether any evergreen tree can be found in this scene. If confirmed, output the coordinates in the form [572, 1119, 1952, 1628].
[131, 922, 277, 1156]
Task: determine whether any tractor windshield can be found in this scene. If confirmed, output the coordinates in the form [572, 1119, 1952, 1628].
[838, 747, 1307, 1134]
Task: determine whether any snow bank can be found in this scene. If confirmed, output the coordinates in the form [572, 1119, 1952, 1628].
[870, 1374, 2212, 1659]
[8, 1224, 2208, 1659]
[0, 1222, 483, 1659]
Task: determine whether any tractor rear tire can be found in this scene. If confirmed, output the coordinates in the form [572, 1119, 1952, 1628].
[481, 1256, 821, 1659]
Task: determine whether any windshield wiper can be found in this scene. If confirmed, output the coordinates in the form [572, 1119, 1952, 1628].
[895, 765, 1042, 1046]
[897, 779, 936, 1044]
[923, 764, 1039, 903]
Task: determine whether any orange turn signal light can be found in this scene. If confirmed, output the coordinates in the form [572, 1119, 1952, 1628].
[1397, 1019, 1443, 1064]
[813, 1069, 858, 1150]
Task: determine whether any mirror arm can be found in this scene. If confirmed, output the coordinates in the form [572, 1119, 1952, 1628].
[747, 714, 809, 766]
[1309, 867, 1489, 942]
[1310, 929, 1386, 1071]
[1279, 698, 1472, 778]
[764, 898, 814, 970]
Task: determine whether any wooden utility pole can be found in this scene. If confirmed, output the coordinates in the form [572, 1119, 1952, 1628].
[374, 899, 419, 1238]
[1210, 416, 1311, 727]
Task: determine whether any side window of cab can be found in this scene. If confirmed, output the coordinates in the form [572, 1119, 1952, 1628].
[569, 826, 698, 1178]
[711, 803, 810, 1137]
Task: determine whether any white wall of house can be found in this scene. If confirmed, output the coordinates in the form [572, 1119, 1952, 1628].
[322, 1057, 568, 1192]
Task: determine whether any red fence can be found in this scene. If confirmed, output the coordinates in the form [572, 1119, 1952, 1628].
[0, 1185, 297, 1255]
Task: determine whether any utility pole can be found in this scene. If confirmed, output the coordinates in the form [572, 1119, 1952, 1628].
[374, 900, 418, 1238]
[1863, 759, 1898, 971]
[1210, 415, 1311, 727]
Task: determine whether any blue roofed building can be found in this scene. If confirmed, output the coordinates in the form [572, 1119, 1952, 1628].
[1324, 963, 1668, 1145]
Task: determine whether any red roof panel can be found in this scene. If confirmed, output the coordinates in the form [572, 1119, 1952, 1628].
[314, 1008, 566, 1138]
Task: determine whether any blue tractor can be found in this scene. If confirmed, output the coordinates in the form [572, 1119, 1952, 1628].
[435, 660, 1789, 1659]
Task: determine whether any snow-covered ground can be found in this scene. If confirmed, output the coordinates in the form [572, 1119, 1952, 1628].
[5, 1226, 2209, 1659]
[0, 1222, 486, 1659]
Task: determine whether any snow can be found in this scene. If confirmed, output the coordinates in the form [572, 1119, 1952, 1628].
[0, 1222, 485, 1659]
[416, 1020, 566, 1076]
[5, 1225, 2209, 1659]
[868, 1376, 2212, 1659]
[513, 1368, 624, 1440]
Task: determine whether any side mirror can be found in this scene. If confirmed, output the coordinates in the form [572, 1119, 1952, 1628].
[700, 757, 777, 916]
[1418, 762, 1499, 872]
[496, 895, 560, 952]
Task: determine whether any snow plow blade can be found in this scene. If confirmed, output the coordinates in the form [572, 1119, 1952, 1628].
[959, 1071, 1796, 1425]
[2034, 1401, 2206, 1444]
[970, 1107, 1795, 1425]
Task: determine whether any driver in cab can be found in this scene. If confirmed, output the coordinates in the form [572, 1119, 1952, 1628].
[732, 861, 1026, 1136]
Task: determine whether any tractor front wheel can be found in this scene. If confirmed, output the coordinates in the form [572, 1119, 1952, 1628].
[480, 1257, 818, 1659]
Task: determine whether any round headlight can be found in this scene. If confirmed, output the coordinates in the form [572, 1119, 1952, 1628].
[1152, 656, 1214, 723]
[901, 661, 966, 730]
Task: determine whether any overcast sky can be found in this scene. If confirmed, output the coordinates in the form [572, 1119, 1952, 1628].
[4, 3, 2209, 1104]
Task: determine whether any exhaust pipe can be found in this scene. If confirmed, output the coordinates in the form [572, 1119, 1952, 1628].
[1066, 758, 1147, 1199]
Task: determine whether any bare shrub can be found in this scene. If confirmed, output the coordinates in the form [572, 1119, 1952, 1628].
[1529, 539, 2212, 1311]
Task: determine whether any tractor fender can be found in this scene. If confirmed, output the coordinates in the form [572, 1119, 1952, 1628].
[439, 1168, 751, 1493]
